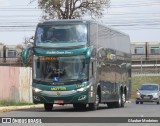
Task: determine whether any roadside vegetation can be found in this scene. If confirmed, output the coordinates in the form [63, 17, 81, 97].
[0, 101, 33, 106]
[131, 75, 160, 99]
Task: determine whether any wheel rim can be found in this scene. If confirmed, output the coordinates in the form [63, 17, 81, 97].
[122, 94, 126, 103]
[118, 95, 121, 106]
[96, 94, 99, 108]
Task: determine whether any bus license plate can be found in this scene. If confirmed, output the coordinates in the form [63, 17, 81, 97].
[54, 100, 64, 104]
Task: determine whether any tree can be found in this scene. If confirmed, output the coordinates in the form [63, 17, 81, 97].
[23, 36, 34, 48]
[17, 36, 34, 67]
[15, 44, 24, 66]
[16, 44, 24, 50]
[23, 36, 34, 67]
[31, 0, 110, 19]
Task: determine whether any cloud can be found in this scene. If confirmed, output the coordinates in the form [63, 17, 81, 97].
[0, 0, 10, 6]
[108, 8, 131, 13]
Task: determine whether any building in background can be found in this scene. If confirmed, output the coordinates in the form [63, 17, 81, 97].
[1, 42, 160, 70]
[0, 45, 4, 63]
[131, 42, 160, 74]
[0, 44, 23, 66]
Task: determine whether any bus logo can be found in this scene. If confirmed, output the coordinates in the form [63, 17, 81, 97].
[56, 92, 61, 96]
[53, 77, 59, 82]
[107, 52, 116, 61]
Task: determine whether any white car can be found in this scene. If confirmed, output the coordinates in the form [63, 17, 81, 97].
[136, 83, 160, 104]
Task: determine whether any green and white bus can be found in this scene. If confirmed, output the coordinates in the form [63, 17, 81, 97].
[22, 20, 131, 111]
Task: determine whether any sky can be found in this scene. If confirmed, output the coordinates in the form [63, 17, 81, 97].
[0, 0, 160, 45]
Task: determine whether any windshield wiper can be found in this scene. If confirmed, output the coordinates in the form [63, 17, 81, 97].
[44, 40, 53, 43]
[67, 79, 87, 83]
[33, 79, 51, 84]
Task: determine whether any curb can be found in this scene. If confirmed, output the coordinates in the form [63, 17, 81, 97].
[0, 104, 44, 112]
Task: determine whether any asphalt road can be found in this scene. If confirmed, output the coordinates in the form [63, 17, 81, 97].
[0, 100, 160, 126]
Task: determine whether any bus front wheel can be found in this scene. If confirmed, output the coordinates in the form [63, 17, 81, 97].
[44, 103, 53, 111]
[89, 94, 99, 110]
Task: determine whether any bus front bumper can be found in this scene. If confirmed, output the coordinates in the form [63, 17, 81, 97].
[32, 89, 89, 104]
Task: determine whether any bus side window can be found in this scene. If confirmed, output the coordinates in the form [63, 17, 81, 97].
[92, 62, 94, 76]
[89, 62, 94, 79]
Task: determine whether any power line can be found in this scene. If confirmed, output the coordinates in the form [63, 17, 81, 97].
[0, 1, 159, 32]
[0, 1, 159, 10]
[0, 15, 41, 17]
[110, 1, 160, 8]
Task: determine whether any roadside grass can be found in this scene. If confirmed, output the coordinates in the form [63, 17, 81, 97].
[0, 100, 33, 107]
[131, 75, 160, 99]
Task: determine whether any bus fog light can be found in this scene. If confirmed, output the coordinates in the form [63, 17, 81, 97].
[78, 95, 86, 101]
[33, 96, 40, 101]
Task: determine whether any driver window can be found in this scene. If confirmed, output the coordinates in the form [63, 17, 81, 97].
[47, 28, 53, 40]
[36, 27, 44, 43]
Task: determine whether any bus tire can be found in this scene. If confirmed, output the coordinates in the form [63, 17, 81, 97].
[121, 93, 126, 107]
[89, 94, 99, 110]
[114, 93, 123, 108]
[44, 103, 53, 111]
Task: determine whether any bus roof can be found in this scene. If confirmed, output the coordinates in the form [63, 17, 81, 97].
[38, 19, 95, 25]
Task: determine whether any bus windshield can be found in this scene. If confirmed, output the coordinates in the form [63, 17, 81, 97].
[35, 24, 87, 47]
[33, 55, 88, 83]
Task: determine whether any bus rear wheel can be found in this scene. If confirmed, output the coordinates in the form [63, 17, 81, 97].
[121, 93, 126, 107]
[114, 93, 125, 108]
[44, 103, 53, 111]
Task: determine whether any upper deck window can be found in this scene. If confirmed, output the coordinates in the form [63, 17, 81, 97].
[135, 47, 144, 54]
[150, 47, 159, 54]
[35, 24, 87, 47]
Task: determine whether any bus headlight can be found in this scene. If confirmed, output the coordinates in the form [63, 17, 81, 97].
[77, 87, 86, 92]
[33, 87, 42, 93]
[76, 83, 92, 92]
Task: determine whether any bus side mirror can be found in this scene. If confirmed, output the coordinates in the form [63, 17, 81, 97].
[22, 47, 32, 64]
[86, 48, 91, 63]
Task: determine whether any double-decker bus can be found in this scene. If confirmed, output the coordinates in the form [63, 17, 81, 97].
[22, 20, 131, 111]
